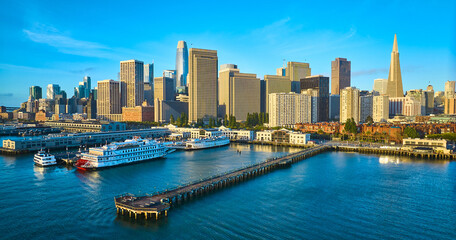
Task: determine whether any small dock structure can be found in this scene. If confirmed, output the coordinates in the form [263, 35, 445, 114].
[114, 145, 329, 220]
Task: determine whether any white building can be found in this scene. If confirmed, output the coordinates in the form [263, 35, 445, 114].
[444, 80, 455, 98]
[373, 95, 389, 122]
[218, 126, 254, 141]
[389, 96, 421, 116]
[340, 87, 360, 123]
[289, 132, 311, 145]
[373, 79, 388, 95]
[268, 92, 311, 127]
[256, 130, 272, 141]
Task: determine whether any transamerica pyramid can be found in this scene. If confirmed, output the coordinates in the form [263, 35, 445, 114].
[386, 34, 404, 97]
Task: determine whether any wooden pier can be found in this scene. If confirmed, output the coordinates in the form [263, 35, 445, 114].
[334, 146, 456, 160]
[114, 145, 330, 220]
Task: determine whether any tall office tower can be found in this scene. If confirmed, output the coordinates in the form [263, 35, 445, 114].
[302, 89, 319, 123]
[163, 70, 176, 93]
[176, 41, 189, 88]
[154, 77, 175, 102]
[219, 64, 260, 121]
[92, 87, 97, 101]
[188, 48, 218, 122]
[287, 62, 311, 94]
[331, 58, 351, 95]
[373, 95, 389, 122]
[444, 97, 456, 114]
[359, 92, 373, 123]
[373, 79, 388, 95]
[340, 87, 360, 124]
[268, 92, 311, 127]
[29, 86, 42, 100]
[85, 93, 97, 119]
[46, 84, 60, 100]
[144, 63, 154, 84]
[424, 88, 434, 115]
[97, 80, 121, 115]
[329, 94, 340, 120]
[264, 75, 291, 113]
[83, 76, 91, 98]
[444, 80, 456, 98]
[300, 75, 329, 122]
[276, 67, 286, 76]
[144, 82, 153, 106]
[386, 34, 404, 97]
[120, 60, 144, 108]
[260, 80, 266, 113]
[406, 89, 426, 115]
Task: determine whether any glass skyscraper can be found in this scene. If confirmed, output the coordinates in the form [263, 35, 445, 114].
[175, 41, 188, 90]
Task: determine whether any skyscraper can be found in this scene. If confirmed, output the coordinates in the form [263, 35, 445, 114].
[29, 86, 42, 100]
[300, 75, 329, 122]
[120, 60, 144, 108]
[188, 48, 218, 123]
[83, 76, 91, 98]
[154, 77, 175, 102]
[268, 92, 311, 127]
[144, 63, 154, 84]
[176, 41, 188, 89]
[264, 75, 291, 113]
[218, 64, 260, 121]
[97, 79, 121, 115]
[46, 84, 60, 100]
[331, 58, 351, 95]
[373, 79, 388, 95]
[386, 34, 404, 98]
[359, 92, 373, 123]
[340, 87, 360, 124]
[444, 80, 455, 98]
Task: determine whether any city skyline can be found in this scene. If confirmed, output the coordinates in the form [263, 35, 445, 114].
[0, 1, 455, 106]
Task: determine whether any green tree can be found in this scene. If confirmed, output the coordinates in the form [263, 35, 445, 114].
[403, 126, 420, 139]
[344, 118, 358, 134]
[208, 118, 214, 128]
[365, 115, 373, 125]
[170, 114, 175, 124]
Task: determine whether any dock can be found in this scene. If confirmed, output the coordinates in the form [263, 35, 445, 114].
[114, 145, 330, 220]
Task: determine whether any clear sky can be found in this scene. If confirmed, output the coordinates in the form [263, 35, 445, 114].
[0, 0, 455, 106]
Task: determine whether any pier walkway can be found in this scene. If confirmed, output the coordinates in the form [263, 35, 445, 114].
[114, 145, 330, 220]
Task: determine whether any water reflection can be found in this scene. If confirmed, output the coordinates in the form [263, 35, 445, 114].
[379, 155, 450, 165]
[75, 170, 102, 191]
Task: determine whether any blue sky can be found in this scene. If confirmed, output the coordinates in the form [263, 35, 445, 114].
[0, 0, 455, 106]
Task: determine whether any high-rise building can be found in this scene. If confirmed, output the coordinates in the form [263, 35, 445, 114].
[268, 92, 311, 127]
[97, 79, 121, 116]
[389, 97, 421, 116]
[144, 82, 153, 106]
[331, 58, 351, 95]
[373, 95, 389, 122]
[264, 75, 291, 113]
[406, 89, 428, 115]
[329, 94, 340, 120]
[373, 79, 388, 95]
[386, 34, 404, 97]
[302, 89, 319, 123]
[276, 67, 286, 76]
[188, 48, 218, 123]
[120, 60, 144, 108]
[219, 64, 260, 121]
[359, 92, 373, 123]
[444, 97, 456, 114]
[144, 63, 154, 84]
[46, 84, 60, 100]
[85, 93, 97, 119]
[29, 86, 42, 100]
[444, 80, 456, 98]
[300, 75, 329, 122]
[176, 41, 189, 88]
[340, 87, 360, 124]
[154, 77, 175, 102]
[435, 91, 445, 106]
[286, 62, 311, 82]
[83, 76, 91, 98]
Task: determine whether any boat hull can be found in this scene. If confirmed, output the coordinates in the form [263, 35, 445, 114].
[74, 153, 167, 171]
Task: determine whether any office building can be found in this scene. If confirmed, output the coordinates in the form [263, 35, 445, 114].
[300, 75, 329, 122]
[264, 75, 290, 113]
[373, 79, 388, 95]
[331, 58, 351, 95]
[85, 93, 97, 119]
[176, 41, 189, 89]
[154, 77, 175, 102]
[359, 92, 373, 123]
[218, 64, 260, 121]
[144, 63, 154, 84]
[373, 95, 389, 122]
[29, 86, 42, 100]
[144, 82, 153, 106]
[444, 97, 456, 114]
[46, 84, 60, 100]
[276, 67, 286, 76]
[268, 92, 311, 127]
[340, 87, 360, 124]
[329, 94, 340, 120]
[444, 80, 456, 98]
[302, 89, 319, 123]
[389, 97, 421, 116]
[188, 48, 218, 122]
[386, 34, 404, 97]
[83, 76, 91, 98]
[120, 60, 144, 107]
[154, 99, 188, 123]
[122, 101, 154, 122]
[97, 79, 121, 117]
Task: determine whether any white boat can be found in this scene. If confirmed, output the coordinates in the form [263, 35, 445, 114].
[185, 136, 230, 150]
[74, 137, 171, 170]
[34, 150, 57, 167]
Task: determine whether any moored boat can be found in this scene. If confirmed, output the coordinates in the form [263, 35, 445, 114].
[34, 149, 57, 167]
[74, 137, 171, 170]
[185, 136, 230, 150]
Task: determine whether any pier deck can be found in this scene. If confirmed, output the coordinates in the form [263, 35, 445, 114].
[114, 145, 330, 220]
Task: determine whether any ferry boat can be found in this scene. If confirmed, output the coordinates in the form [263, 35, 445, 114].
[185, 136, 230, 150]
[74, 137, 172, 170]
[34, 150, 57, 167]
